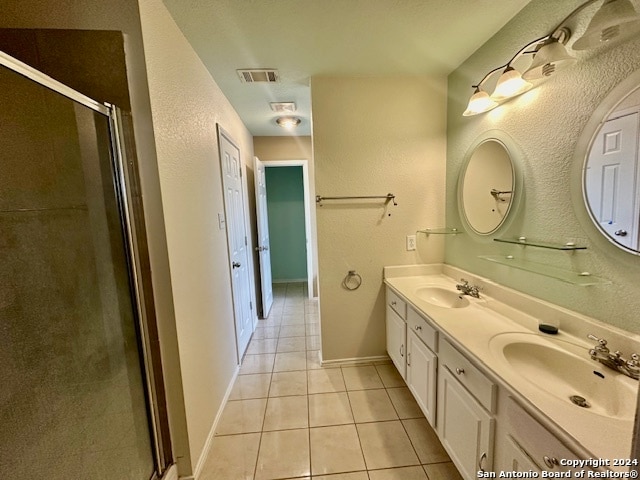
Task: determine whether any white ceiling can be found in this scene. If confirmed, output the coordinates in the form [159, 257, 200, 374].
[162, 0, 532, 136]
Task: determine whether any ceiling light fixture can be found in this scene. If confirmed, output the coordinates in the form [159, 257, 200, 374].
[276, 116, 301, 130]
[463, 0, 640, 117]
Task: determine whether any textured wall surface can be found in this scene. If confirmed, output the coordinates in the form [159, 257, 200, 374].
[139, 0, 256, 475]
[446, 0, 640, 333]
[312, 76, 447, 361]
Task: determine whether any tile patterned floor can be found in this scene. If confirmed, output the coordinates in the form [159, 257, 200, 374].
[200, 283, 463, 480]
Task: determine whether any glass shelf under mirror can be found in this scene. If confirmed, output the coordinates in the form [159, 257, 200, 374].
[494, 237, 587, 250]
[479, 255, 610, 286]
[418, 228, 462, 235]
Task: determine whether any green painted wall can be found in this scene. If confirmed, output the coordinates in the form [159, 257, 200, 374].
[265, 166, 307, 281]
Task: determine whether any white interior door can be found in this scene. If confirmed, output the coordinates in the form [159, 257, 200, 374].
[218, 128, 253, 360]
[585, 112, 639, 249]
[254, 156, 273, 318]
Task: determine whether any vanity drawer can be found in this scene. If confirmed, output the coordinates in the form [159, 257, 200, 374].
[439, 338, 496, 412]
[407, 307, 437, 351]
[387, 288, 406, 319]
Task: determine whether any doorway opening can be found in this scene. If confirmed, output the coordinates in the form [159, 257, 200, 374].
[263, 160, 314, 304]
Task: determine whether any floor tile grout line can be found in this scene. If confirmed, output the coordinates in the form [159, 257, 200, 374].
[241, 283, 447, 479]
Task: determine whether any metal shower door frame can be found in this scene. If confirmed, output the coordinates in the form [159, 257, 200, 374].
[0, 49, 172, 479]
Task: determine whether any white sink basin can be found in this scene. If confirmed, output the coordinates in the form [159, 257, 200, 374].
[414, 285, 470, 308]
[489, 332, 637, 420]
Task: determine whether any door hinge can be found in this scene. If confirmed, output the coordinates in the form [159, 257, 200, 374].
[249, 301, 253, 310]
[245, 236, 248, 246]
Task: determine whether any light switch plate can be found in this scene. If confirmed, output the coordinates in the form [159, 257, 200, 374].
[406, 234, 416, 251]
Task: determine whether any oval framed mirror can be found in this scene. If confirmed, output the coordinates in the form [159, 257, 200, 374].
[576, 69, 640, 255]
[458, 132, 521, 235]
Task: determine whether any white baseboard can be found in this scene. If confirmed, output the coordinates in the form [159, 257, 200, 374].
[188, 365, 240, 480]
[320, 354, 390, 367]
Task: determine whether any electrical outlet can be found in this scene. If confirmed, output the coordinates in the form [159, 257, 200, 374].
[406, 234, 416, 251]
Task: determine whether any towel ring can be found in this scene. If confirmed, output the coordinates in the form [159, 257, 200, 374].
[342, 270, 362, 291]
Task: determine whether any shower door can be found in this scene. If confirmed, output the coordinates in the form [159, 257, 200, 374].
[0, 53, 169, 479]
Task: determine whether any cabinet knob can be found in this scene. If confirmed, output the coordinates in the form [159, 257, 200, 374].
[415, 325, 422, 331]
[543, 456, 559, 469]
[391, 301, 397, 306]
[456, 367, 465, 375]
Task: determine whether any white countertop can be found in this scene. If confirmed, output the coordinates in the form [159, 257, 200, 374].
[383, 264, 639, 469]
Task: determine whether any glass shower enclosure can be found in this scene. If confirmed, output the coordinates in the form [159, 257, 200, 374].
[0, 52, 171, 479]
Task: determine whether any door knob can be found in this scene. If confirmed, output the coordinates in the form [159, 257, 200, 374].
[614, 230, 628, 236]
[232, 262, 241, 268]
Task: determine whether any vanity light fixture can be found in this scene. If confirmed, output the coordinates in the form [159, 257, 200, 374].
[490, 66, 533, 101]
[276, 116, 301, 130]
[573, 0, 640, 50]
[463, 0, 640, 117]
[522, 37, 577, 80]
[463, 87, 499, 116]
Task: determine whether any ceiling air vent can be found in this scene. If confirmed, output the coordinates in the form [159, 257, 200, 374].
[237, 69, 279, 83]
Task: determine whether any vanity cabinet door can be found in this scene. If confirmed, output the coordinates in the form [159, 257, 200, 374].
[505, 398, 596, 475]
[407, 330, 437, 427]
[437, 367, 494, 480]
[386, 304, 406, 379]
[502, 435, 542, 473]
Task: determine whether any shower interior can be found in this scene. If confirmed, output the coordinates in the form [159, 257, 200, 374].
[0, 35, 169, 480]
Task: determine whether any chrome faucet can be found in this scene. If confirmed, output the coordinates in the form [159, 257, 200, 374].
[587, 334, 640, 380]
[456, 278, 481, 298]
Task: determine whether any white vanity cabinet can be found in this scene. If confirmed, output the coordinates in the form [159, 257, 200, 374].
[406, 307, 438, 426]
[384, 270, 634, 480]
[386, 288, 407, 379]
[437, 338, 496, 480]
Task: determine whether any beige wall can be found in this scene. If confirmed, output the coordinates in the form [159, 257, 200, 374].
[253, 136, 319, 297]
[312, 76, 447, 361]
[138, 0, 257, 476]
[446, 0, 640, 334]
[254, 136, 313, 160]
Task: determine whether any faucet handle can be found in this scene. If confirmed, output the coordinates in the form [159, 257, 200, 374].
[587, 334, 610, 353]
[628, 354, 640, 367]
[587, 334, 608, 346]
